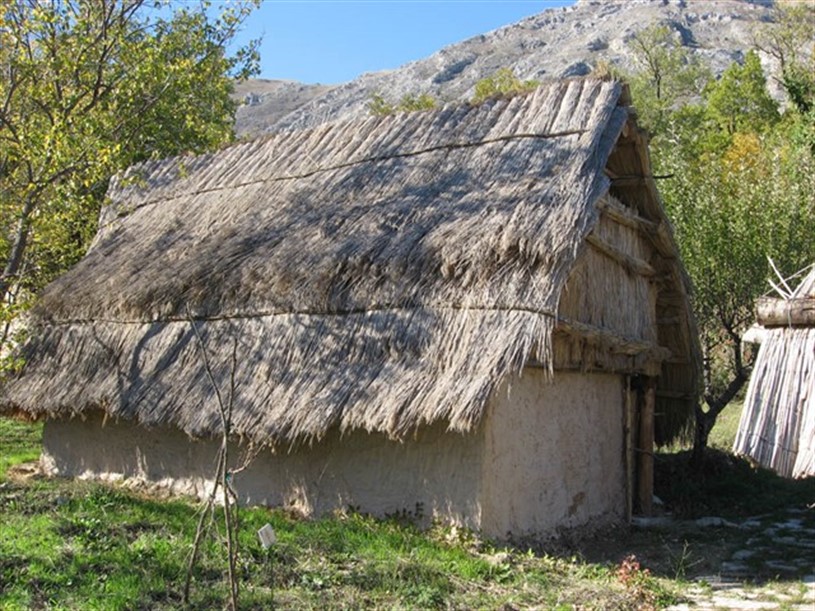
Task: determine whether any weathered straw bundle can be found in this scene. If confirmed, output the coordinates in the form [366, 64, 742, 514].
[0, 78, 698, 447]
[735, 266, 815, 478]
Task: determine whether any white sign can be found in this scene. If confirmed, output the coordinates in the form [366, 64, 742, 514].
[257, 523, 276, 549]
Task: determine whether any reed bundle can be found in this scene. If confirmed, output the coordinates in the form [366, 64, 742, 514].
[735, 267, 815, 478]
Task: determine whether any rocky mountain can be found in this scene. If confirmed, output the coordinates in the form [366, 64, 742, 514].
[235, 0, 783, 138]
[233, 79, 333, 137]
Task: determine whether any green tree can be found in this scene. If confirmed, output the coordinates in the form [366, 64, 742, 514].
[625, 24, 710, 134]
[753, 2, 815, 115]
[705, 51, 779, 135]
[0, 0, 259, 352]
[754, 2, 815, 161]
[641, 41, 815, 459]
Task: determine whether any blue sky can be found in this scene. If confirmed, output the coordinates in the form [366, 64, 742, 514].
[236, 1, 575, 84]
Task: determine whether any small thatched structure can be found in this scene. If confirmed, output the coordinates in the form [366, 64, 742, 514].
[1, 79, 699, 537]
[734, 265, 815, 479]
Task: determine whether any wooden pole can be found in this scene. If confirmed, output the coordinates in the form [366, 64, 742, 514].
[624, 376, 635, 522]
[637, 377, 656, 516]
[756, 297, 815, 327]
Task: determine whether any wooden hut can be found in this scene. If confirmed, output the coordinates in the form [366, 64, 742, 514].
[1, 79, 699, 538]
[734, 265, 815, 478]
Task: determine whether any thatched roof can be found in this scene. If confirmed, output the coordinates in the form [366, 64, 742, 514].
[735, 265, 815, 478]
[1, 79, 698, 446]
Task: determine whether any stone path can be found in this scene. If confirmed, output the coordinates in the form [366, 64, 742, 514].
[663, 506, 815, 610]
[668, 576, 814, 611]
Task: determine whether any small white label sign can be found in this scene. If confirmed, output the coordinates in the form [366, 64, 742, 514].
[258, 523, 276, 549]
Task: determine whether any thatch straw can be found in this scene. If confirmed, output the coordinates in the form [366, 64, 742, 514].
[734, 266, 815, 478]
[1, 78, 698, 447]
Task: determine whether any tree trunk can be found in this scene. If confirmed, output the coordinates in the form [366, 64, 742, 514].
[692, 370, 749, 469]
[692, 324, 751, 470]
[0, 195, 36, 301]
[691, 405, 715, 468]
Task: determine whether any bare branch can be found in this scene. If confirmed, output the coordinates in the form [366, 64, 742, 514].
[184, 309, 244, 608]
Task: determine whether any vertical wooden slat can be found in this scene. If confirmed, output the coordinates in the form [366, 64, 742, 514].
[624, 376, 635, 522]
[637, 377, 656, 516]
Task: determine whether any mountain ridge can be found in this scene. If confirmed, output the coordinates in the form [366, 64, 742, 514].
[235, 0, 786, 138]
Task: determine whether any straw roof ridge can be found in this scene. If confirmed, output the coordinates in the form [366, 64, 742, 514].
[102, 79, 619, 214]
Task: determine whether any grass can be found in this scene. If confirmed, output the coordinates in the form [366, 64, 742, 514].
[0, 482, 674, 610]
[0, 417, 674, 610]
[707, 400, 743, 452]
[655, 446, 815, 520]
[2, 413, 813, 609]
[654, 399, 815, 519]
[0, 417, 41, 480]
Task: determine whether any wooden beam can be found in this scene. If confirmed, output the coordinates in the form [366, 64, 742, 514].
[655, 389, 692, 400]
[625, 377, 635, 522]
[555, 318, 672, 361]
[596, 195, 660, 234]
[585, 233, 656, 278]
[756, 296, 815, 327]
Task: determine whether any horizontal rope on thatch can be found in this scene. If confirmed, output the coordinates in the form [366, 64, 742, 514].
[35, 302, 559, 328]
[101, 129, 590, 228]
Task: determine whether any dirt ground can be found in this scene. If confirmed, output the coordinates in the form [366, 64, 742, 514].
[565, 500, 815, 609]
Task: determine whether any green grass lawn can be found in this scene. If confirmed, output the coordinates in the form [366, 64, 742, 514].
[0, 416, 674, 610]
[707, 400, 744, 452]
[2, 410, 812, 610]
[0, 417, 42, 480]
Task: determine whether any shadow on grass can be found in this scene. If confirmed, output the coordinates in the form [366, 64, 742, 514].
[655, 448, 815, 520]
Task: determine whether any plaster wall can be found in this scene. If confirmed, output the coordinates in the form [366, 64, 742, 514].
[42, 416, 485, 528]
[481, 370, 626, 537]
[42, 371, 625, 538]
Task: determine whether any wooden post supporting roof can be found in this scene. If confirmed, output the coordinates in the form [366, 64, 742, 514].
[637, 377, 657, 516]
[625, 376, 636, 522]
